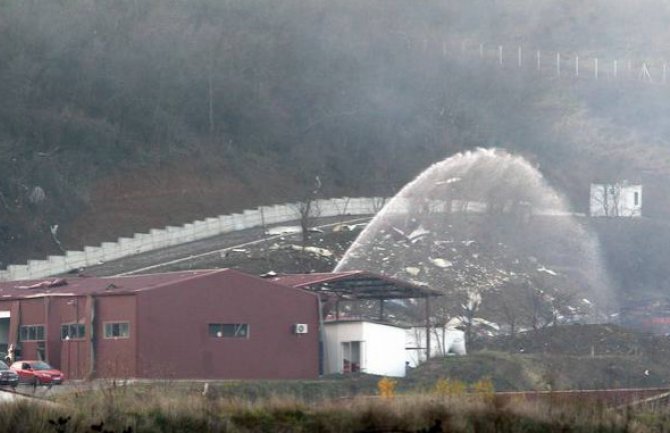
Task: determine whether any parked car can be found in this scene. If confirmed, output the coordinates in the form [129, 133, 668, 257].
[10, 361, 64, 385]
[0, 360, 18, 388]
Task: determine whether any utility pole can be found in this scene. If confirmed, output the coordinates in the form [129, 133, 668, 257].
[425, 297, 431, 360]
[75, 299, 79, 379]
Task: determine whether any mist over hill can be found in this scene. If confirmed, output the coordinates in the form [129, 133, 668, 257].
[2, 0, 670, 269]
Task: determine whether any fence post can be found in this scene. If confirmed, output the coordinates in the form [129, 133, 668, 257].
[556, 52, 561, 76]
[613, 60, 618, 78]
[537, 50, 541, 71]
[594, 58, 599, 80]
[498, 45, 503, 65]
[575, 55, 579, 76]
[517, 46, 522, 68]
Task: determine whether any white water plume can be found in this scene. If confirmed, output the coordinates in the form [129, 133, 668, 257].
[336, 148, 615, 328]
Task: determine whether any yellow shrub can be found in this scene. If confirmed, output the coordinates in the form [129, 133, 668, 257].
[377, 377, 397, 399]
[471, 377, 495, 402]
[434, 378, 466, 398]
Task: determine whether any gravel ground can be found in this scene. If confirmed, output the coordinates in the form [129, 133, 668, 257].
[79, 216, 370, 277]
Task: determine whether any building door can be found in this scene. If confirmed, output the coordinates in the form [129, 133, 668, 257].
[37, 342, 46, 361]
[0, 311, 10, 359]
[341, 341, 362, 373]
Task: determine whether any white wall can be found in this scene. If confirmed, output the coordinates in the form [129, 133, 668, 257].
[324, 321, 408, 377]
[590, 183, 642, 217]
[0, 196, 385, 282]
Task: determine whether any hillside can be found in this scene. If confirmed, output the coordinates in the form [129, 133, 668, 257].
[407, 350, 670, 392]
[137, 215, 670, 330]
[2, 0, 670, 268]
[408, 324, 670, 391]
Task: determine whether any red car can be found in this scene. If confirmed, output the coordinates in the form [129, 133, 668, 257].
[10, 361, 64, 385]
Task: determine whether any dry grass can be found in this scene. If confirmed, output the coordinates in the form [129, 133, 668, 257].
[0, 383, 665, 432]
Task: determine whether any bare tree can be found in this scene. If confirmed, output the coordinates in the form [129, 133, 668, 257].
[590, 183, 622, 217]
[522, 277, 578, 332]
[371, 196, 387, 214]
[293, 176, 322, 272]
[50, 224, 66, 254]
[460, 288, 482, 343]
[494, 284, 522, 342]
[333, 197, 351, 225]
[297, 176, 322, 242]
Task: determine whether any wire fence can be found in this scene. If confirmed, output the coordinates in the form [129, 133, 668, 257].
[465, 41, 667, 85]
[411, 35, 668, 86]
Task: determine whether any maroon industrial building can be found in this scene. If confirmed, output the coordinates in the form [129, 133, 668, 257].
[0, 269, 320, 380]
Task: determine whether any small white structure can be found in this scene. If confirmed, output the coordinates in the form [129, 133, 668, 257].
[590, 182, 642, 217]
[406, 327, 466, 368]
[323, 320, 408, 377]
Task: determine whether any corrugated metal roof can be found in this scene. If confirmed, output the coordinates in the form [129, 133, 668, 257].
[266, 271, 362, 288]
[0, 269, 224, 299]
[268, 271, 440, 300]
[0, 269, 440, 302]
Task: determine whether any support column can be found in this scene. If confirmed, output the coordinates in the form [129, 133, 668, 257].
[318, 295, 326, 376]
[88, 295, 96, 378]
[425, 297, 431, 360]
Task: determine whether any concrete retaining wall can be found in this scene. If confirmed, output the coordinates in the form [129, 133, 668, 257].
[0, 196, 385, 282]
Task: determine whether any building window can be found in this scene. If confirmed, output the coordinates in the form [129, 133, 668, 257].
[634, 191, 640, 206]
[104, 322, 129, 339]
[209, 323, 249, 338]
[61, 323, 85, 340]
[19, 325, 45, 342]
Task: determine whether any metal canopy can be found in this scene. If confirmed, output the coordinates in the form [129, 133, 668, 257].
[268, 271, 441, 301]
[269, 271, 441, 361]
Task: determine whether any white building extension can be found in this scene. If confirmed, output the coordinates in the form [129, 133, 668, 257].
[590, 182, 642, 217]
[405, 327, 466, 368]
[323, 321, 408, 377]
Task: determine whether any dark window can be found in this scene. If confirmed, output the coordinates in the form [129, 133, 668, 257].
[104, 322, 129, 339]
[61, 324, 85, 340]
[19, 325, 45, 342]
[209, 323, 249, 338]
[634, 192, 640, 206]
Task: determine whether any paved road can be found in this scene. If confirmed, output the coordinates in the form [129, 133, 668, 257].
[82, 215, 371, 277]
[0, 386, 59, 405]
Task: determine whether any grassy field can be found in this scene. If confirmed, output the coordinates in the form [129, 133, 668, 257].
[5, 339, 670, 433]
[405, 350, 670, 392]
[1, 379, 669, 433]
